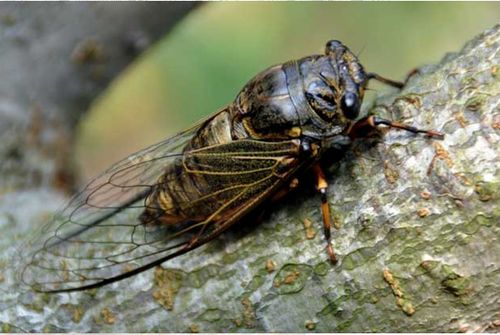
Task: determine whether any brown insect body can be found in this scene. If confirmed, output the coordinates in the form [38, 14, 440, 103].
[19, 40, 443, 293]
[143, 41, 363, 227]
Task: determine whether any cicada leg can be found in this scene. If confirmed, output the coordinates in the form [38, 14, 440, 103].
[367, 69, 422, 89]
[366, 72, 404, 89]
[348, 115, 444, 140]
[312, 163, 337, 264]
[241, 178, 301, 230]
[270, 178, 300, 203]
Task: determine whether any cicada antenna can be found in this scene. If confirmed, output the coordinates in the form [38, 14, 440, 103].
[366, 72, 404, 89]
[356, 43, 367, 58]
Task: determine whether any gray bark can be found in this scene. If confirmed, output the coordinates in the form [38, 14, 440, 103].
[0, 2, 197, 192]
[0, 16, 498, 333]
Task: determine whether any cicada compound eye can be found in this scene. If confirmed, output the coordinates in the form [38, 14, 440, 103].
[340, 92, 360, 120]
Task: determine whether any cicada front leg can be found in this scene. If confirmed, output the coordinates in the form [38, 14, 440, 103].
[348, 115, 444, 140]
[312, 163, 337, 264]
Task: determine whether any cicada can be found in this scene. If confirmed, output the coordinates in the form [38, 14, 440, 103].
[20, 40, 443, 293]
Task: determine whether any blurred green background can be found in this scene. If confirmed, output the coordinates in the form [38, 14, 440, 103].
[76, 2, 500, 179]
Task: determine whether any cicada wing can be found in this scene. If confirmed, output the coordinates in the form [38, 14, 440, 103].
[19, 125, 199, 292]
[21, 135, 304, 293]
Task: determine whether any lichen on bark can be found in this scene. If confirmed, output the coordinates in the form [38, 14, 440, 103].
[0, 24, 498, 332]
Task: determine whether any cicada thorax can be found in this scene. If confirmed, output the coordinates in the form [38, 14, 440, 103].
[235, 49, 368, 141]
[234, 65, 300, 140]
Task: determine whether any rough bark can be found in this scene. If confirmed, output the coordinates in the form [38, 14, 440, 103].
[0, 19, 498, 332]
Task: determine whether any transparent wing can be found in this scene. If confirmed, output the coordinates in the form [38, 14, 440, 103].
[19, 123, 199, 292]
[20, 125, 303, 292]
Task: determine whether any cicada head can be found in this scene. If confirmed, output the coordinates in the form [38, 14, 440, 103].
[322, 40, 368, 121]
[298, 40, 370, 138]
